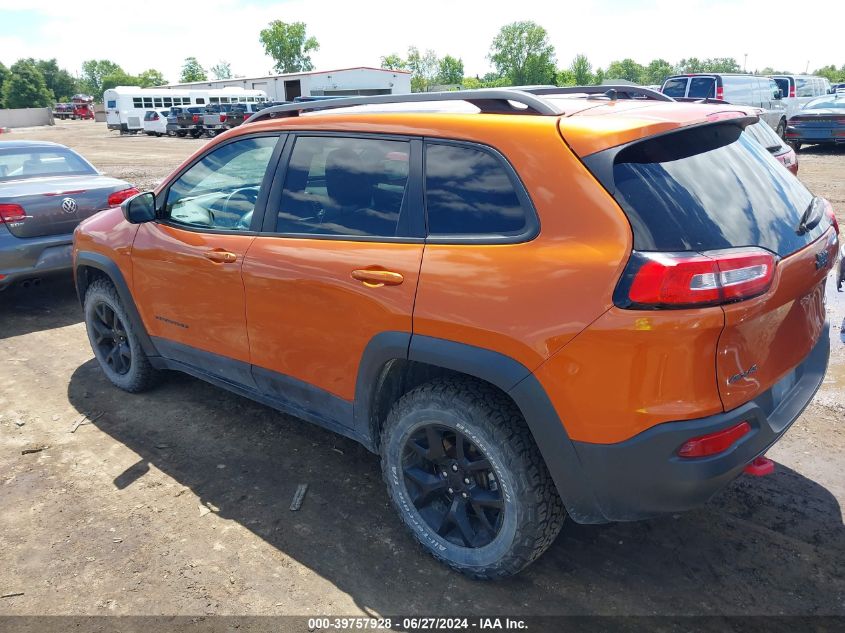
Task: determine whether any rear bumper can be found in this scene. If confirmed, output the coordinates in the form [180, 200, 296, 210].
[571, 321, 830, 522]
[0, 226, 73, 289]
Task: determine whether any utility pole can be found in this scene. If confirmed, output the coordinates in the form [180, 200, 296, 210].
[744, 53, 748, 72]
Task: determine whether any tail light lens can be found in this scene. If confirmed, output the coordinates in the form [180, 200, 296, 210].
[192, 114, 200, 123]
[618, 248, 776, 309]
[789, 87, 796, 98]
[108, 188, 140, 207]
[0, 203, 26, 224]
[678, 421, 751, 458]
[220, 114, 227, 123]
[824, 199, 840, 235]
[716, 85, 724, 100]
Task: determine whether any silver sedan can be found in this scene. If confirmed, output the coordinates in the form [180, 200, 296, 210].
[0, 140, 137, 290]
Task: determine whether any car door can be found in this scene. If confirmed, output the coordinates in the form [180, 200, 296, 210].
[241, 133, 425, 430]
[131, 134, 284, 385]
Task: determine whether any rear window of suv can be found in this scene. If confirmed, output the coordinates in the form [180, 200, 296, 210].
[591, 122, 827, 257]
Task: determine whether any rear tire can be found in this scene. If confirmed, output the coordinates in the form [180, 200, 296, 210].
[190, 130, 201, 139]
[380, 377, 565, 579]
[776, 119, 786, 139]
[84, 279, 159, 393]
[790, 141, 802, 151]
[176, 131, 187, 138]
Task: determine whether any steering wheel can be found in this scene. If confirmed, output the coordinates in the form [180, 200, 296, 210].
[221, 187, 260, 230]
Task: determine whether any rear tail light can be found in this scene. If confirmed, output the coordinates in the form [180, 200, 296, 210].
[789, 87, 796, 98]
[220, 114, 227, 123]
[716, 85, 724, 100]
[192, 114, 200, 123]
[824, 199, 840, 235]
[108, 188, 140, 207]
[0, 203, 26, 224]
[678, 421, 751, 458]
[618, 248, 776, 309]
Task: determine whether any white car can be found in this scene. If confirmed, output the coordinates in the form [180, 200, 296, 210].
[142, 110, 171, 137]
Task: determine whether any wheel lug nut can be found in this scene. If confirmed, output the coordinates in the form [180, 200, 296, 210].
[451, 464, 458, 472]
[441, 471, 448, 478]
[461, 492, 468, 499]
[463, 477, 470, 485]
[448, 487, 454, 494]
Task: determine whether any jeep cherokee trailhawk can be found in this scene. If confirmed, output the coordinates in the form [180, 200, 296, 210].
[73, 87, 839, 578]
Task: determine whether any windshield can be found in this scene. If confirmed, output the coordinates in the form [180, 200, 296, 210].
[0, 147, 95, 181]
[803, 97, 845, 110]
[602, 122, 827, 257]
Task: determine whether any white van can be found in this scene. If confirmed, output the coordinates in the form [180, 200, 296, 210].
[104, 86, 268, 134]
[768, 75, 834, 119]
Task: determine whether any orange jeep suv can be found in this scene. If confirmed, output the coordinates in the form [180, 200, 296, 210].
[73, 87, 839, 578]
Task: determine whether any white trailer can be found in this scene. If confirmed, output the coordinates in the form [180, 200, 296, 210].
[162, 67, 412, 102]
[104, 86, 268, 134]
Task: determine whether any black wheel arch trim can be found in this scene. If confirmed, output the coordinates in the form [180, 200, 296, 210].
[74, 251, 159, 358]
[354, 332, 606, 523]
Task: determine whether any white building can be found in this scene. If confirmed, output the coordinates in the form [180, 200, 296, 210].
[163, 66, 412, 102]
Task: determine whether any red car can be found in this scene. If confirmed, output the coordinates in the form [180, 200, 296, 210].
[745, 118, 798, 175]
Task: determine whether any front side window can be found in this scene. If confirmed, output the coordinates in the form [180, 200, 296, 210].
[424, 143, 527, 236]
[796, 78, 814, 97]
[165, 136, 278, 231]
[275, 136, 411, 238]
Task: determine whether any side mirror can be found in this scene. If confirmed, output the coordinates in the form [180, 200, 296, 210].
[121, 192, 156, 224]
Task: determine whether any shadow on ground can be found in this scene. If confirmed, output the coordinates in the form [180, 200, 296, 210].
[0, 274, 80, 339]
[67, 358, 845, 616]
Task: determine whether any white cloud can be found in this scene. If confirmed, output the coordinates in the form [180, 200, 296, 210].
[1, 0, 841, 85]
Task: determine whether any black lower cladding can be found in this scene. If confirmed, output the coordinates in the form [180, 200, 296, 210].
[573, 321, 830, 522]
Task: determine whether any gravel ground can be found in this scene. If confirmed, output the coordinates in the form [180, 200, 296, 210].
[1, 120, 844, 619]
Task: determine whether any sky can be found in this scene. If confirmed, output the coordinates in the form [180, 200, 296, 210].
[0, 0, 841, 84]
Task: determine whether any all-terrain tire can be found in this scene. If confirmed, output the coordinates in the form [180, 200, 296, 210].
[380, 377, 565, 579]
[84, 278, 159, 393]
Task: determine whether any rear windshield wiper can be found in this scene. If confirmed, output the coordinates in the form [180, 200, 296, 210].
[796, 196, 822, 235]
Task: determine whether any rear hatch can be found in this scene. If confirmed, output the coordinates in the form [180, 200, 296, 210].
[579, 117, 838, 409]
[0, 175, 130, 238]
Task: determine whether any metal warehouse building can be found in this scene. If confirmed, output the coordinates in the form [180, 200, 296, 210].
[163, 66, 412, 101]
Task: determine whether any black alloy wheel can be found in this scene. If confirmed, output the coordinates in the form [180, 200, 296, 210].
[401, 424, 504, 548]
[90, 301, 132, 375]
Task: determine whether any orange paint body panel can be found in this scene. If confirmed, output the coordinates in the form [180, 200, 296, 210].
[534, 307, 726, 444]
[242, 238, 422, 401]
[74, 207, 138, 290]
[716, 229, 837, 409]
[131, 223, 254, 364]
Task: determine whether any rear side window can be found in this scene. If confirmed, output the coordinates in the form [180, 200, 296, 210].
[594, 122, 825, 258]
[275, 136, 411, 238]
[773, 77, 790, 96]
[424, 143, 527, 236]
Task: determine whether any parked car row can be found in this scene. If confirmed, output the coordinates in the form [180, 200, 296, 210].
[142, 102, 285, 138]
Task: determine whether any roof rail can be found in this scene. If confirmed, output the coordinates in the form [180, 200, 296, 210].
[245, 89, 563, 122]
[522, 85, 675, 102]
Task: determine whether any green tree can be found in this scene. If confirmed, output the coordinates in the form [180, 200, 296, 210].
[555, 69, 576, 86]
[592, 67, 605, 85]
[605, 58, 645, 83]
[22, 59, 77, 101]
[702, 57, 741, 73]
[488, 21, 557, 86]
[80, 59, 123, 96]
[2, 60, 53, 108]
[0, 62, 10, 108]
[101, 70, 140, 92]
[570, 54, 592, 85]
[406, 46, 439, 92]
[677, 58, 704, 74]
[644, 58, 674, 85]
[815, 64, 845, 83]
[259, 21, 319, 73]
[380, 54, 407, 71]
[138, 68, 166, 87]
[180, 57, 207, 83]
[210, 61, 232, 80]
[438, 55, 464, 85]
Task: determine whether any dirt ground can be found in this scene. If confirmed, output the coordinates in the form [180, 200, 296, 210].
[1, 120, 844, 618]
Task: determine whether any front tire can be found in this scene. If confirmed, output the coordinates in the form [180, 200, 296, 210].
[84, 279, 158, 393]
[380, 378, 565, 579]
